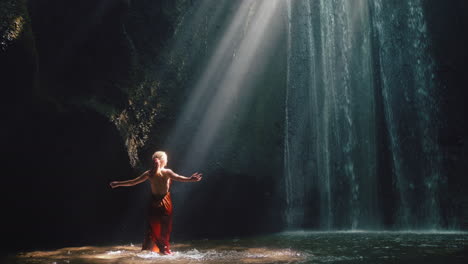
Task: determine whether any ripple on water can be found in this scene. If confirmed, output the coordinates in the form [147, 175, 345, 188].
[8, 232, 468, 264]
[11, 245, 307, 264]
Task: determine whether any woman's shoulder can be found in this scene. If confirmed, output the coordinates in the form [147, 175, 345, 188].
[161, 168, 173, 173]
[161, 168, 174, 176]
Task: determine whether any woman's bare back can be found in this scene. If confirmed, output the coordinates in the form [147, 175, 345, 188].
[148, 169, 172, 196]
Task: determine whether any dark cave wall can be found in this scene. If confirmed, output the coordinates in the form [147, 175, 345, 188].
[423, 0, 468, 229]
[0, 0, 37, 129]
[0, 0, 179, 254]
[26, 0, 132, 109]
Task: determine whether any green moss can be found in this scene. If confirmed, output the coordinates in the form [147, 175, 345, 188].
[0, 0, 30, 51]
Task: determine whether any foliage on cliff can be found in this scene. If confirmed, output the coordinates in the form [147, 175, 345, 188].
[0, 0, 28, 51]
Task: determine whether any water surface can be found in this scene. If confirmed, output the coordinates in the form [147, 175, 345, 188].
[6, 231, 467, 263]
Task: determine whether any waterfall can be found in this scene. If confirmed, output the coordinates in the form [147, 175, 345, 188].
[285, 0, 316, 229]
[371, 0, 443, 229]
[285, 0, 443, 229]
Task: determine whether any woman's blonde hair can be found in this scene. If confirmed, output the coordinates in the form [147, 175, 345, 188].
[152, 151, 167, 162]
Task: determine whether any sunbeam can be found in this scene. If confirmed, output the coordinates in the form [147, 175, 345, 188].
[165, 0, 284, 171]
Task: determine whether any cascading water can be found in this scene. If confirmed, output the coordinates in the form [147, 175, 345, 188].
[285, 0, 444, 229]
[284, 0, 315, 229]
[371, 0, 443, 229]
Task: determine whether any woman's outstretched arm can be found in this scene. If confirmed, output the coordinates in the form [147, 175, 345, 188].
[110, 171, 150, 188]
[166, 169, 202, 182]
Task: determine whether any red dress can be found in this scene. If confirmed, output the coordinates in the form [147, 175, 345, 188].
[142, 192, 173, 254]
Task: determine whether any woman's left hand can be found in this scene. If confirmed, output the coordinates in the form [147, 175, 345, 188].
[190, 172, 203, 182]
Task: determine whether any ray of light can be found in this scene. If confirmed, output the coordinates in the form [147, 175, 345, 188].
[165, 0, 283, 171]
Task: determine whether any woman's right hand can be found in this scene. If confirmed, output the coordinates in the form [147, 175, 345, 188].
[109, 181, 119, 188]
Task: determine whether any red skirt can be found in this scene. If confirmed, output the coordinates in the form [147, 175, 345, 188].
[142, 192, 173, 254]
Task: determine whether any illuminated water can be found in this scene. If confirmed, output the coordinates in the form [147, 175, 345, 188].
[6, 232, 467, 264]
[284, 0, 447, 230]
[285, 0, 378, 229]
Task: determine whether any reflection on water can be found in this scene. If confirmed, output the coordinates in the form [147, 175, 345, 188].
[5, 231, 468, 264]
[8, 244, 305, 264]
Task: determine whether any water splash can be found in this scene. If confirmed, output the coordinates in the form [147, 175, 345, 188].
[12, 243, 306, 264]
[10, 233, 466, 264]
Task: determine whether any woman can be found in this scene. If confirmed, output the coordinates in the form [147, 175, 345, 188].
[110, 151, 202, 254]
